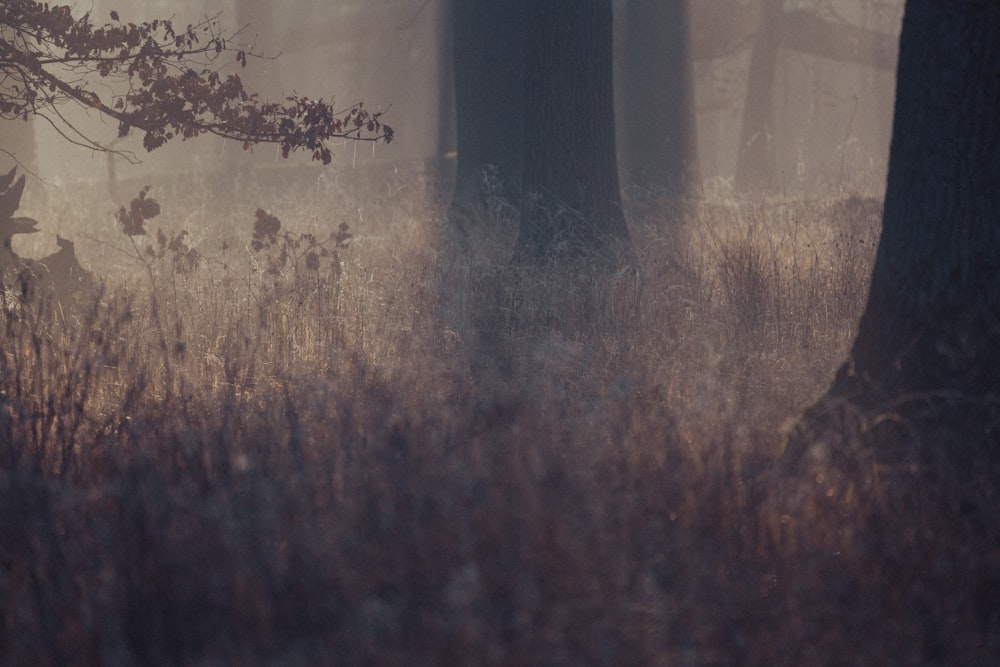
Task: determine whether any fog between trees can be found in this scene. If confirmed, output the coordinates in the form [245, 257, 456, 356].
[19, 0, 902, 199]
[4, 2, 1000, 663]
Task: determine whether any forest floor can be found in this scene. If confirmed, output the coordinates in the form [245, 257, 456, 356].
[2, 163, 996, 665]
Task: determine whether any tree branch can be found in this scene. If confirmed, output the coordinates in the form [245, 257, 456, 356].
[0, 1, 392, 164]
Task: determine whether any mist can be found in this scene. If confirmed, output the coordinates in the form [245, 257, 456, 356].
[13, 2, 998, 666]
[20, 0, 901, 198]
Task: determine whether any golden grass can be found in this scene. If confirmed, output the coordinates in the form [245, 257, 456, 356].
[2, 164, 996, 665]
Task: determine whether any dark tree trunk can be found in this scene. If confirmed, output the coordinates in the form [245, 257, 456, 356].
[841, 0, 1000, 399]
[435, 0, 456, 162]
[735, 0, 782, 193]
[621, 0, 698, 195]
[449, 0, 526, 216]
[787, 0, 1000, 466]
[514, 0, 631, 264]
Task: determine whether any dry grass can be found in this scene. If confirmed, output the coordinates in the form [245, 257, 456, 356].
[1, 164, 997, 665]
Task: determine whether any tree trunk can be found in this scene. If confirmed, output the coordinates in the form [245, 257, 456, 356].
[232, 0, 282, 168]
[0, 24, 37, 174]
[786, 0, 1000, 467]
[434, 0, 456, 168]
[621, 0, 698, 196]
[735, 0, 782, 193]
[449, 0, 526, 217]
[235, 0, 282, 99]
[0, 118, 35, 174]
[514, 0, 631, 265]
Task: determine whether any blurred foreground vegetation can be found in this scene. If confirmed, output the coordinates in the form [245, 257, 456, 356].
[1, 166, 997, 665]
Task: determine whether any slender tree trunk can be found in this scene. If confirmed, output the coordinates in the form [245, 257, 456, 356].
[622, 0, 698, 195]
[514, 0, 631, 265]
[1, 25, 37, 174]
[435, 0, 456, 170]
[0, 118, 35, 174]
[232, 0, 282, 167]
[735, 0, 782, 193]
[786, 0, 1000, 466]
[235, 0, 281, 99]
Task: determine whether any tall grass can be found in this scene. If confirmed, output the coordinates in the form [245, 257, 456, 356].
[1, 166, 996, 665]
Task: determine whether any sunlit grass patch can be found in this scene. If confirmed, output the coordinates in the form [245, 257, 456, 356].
[2, 166, 994, 665]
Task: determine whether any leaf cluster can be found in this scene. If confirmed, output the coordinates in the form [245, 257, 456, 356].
[116, 185, 160, 236]
[251, 208, 351, 277]
[0, 1, 392, 161]
[117, 187, 199, 274]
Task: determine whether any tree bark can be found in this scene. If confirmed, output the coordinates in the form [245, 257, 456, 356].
[786, 0, 1000, 467]
[621, 0, 698, 195]
[843, 0, 1000, 395]
[514, 0, 631, 265]
[449, 0, 526, 217]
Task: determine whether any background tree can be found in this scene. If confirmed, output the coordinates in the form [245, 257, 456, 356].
[1, 18, 36, 172]
[228, 0, 283, 170]
[786, 0, 1000, 467]
[0, 0, 391, 166]
[234, 0, 281, 99]
[732, 0, 900, 193]
[448, 0, 526, 222]
[433, 0, 456, 173]
[620, 0, 698, 196]
[446, 0, 632, 265]
[513, 0, 631, 264]
[734, 0, 782, 193]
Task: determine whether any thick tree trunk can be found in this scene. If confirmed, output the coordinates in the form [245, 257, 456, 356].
[843, 1, 1000, 400]
[449, 1, 526, 217]
[786, 0, 1000, 467]
[514, 0, 631, 264]
[621, 0, 698, 195]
